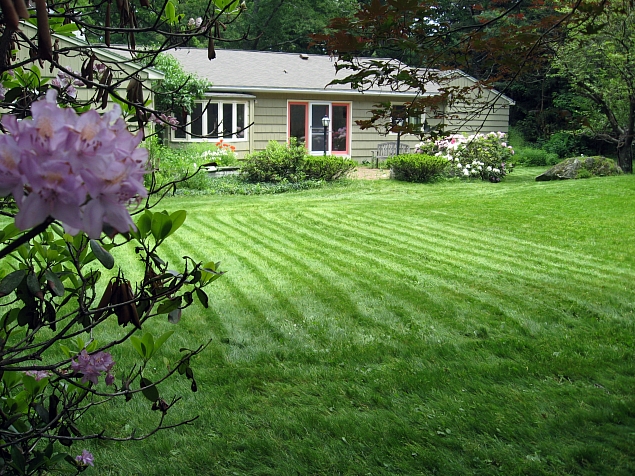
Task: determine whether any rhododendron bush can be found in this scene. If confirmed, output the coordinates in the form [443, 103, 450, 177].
[415, 132, 515, 182]
[0, 91, 222, 474]
[0, 0, 245, 473]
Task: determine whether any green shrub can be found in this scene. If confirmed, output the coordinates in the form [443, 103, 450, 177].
[513, 147, 560, 166]
[542, 132, 585, 158]
[386, 154, 449, 182]
[241, 140, 307, 183]
[303, 155, 356, 181]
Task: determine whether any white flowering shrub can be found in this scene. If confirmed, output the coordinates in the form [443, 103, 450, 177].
[415, 132, 515, 182]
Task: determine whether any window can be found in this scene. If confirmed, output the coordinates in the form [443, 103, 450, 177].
[390, 104, 425, 134]
[288, 101, 350, 155]
[173, 100, 247, 141]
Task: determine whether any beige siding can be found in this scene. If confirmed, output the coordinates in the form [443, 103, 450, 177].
[252, 94, 289, 151]
[9, 25, 159, 132]
[349, 99, 420, 162]
[169, 74, 512, 162]
[250, 93, 421, 163]
[442, 76, 512, 134]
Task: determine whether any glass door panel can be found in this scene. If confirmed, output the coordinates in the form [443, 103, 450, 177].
[311, 104, 329, 153]
[332, 104, 348, 153]
[289, 104, 307, 144]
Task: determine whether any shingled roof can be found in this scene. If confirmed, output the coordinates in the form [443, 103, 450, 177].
[166, 48, 434, 97]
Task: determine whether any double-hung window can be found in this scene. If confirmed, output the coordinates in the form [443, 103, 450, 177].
[288, 101, 350, 155]
[173, 101, 247, 141]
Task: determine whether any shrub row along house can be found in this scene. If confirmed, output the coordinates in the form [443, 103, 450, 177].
[166, 48, 514, 162]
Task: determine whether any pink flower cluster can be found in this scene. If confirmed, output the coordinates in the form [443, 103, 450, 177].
[0, 90, 148, 238]
[50, 68, 85, 99]
[75, 449, 94, 467]
[24, 370, 51, 381]
[71, 349, 115, 386]
[149, 112, 179, 130]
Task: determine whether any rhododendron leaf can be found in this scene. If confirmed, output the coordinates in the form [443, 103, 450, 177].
[89, 240, 115, 269]
[26, 272, 43, 299]
[140, 377, 159, 402]
[59, 345, 72, 359]
[51, 23, 79, 36]
[214, 0, 235, 9]
[201, 261, 222, 284]
[151, 213, 172, 242]
[2, 370, 21, 388]
[17, 244, 29, 260]
[86, 340, 100, 353]
[141, 332, 155, 358]
[166, 210, 186, 238]
[136, 212, 152, 237]
[130, 335, 145, 360]
[0, 270, 26, 297]
[45, 270, 65, 297]
[196, 288, 209, 308]
[154, 330, 174, 353]
[11, 444, 26, 473]
[168, 308, 181, 324]
[33, 241, 46, 259]
[165, 1, 176, 22]
[2, 223, 19, 241]
[157, 296, 181, 315]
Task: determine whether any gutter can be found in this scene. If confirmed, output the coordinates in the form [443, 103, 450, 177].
[208, 86, 437, 98]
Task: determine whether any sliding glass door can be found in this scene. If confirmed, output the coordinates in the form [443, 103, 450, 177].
[288, 102, 350, 155]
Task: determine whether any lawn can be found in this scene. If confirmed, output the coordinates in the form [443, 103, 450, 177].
[88, 168, 635, 475]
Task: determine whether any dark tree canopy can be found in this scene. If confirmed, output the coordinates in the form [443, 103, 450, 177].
[316, 0, 633, 170]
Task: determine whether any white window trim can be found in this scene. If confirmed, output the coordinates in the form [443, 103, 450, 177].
[172, 100, 249, 142]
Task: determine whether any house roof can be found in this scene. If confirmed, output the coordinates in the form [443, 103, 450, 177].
[166, 48, 431, 98]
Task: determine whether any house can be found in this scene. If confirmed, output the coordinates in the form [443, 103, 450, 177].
[7, 22, 163, 120]
[165, 48, 514, 162]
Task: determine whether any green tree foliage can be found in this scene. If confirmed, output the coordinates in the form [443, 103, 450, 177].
[151, 53, 211, 116]
[218, 0, 358, 52]
[315, 0, 571, 138]
[551, 0, 635, 172]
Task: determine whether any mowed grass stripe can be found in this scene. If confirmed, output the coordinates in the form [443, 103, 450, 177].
[307, 207, 633, 310]
[225, 211, 548, 341]
[222, 213, 456, 332]
[192, 215, 403, 345]
[179, 219, 332, 352]
[280, 207, 610, 328]
[411, 213, 632, 279]
[318, 205, 632, 289]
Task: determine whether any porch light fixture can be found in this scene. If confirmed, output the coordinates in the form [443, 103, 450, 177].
[395, 117, 405, 156]
[322, 115, 330, 156]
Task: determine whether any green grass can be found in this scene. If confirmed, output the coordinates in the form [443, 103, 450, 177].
[87, 167, 635, 475]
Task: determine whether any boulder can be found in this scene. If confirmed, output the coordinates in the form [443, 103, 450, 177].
[535, 156, 622, 181]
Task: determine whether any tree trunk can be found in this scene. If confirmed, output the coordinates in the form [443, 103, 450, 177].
[617, 134, 633, 173]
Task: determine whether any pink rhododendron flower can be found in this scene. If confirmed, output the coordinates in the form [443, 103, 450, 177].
[0, 89, 147, 238]
[25, 370, 51, 381]
[75, 450, 94, 467]
[71, 349, 115, 386]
